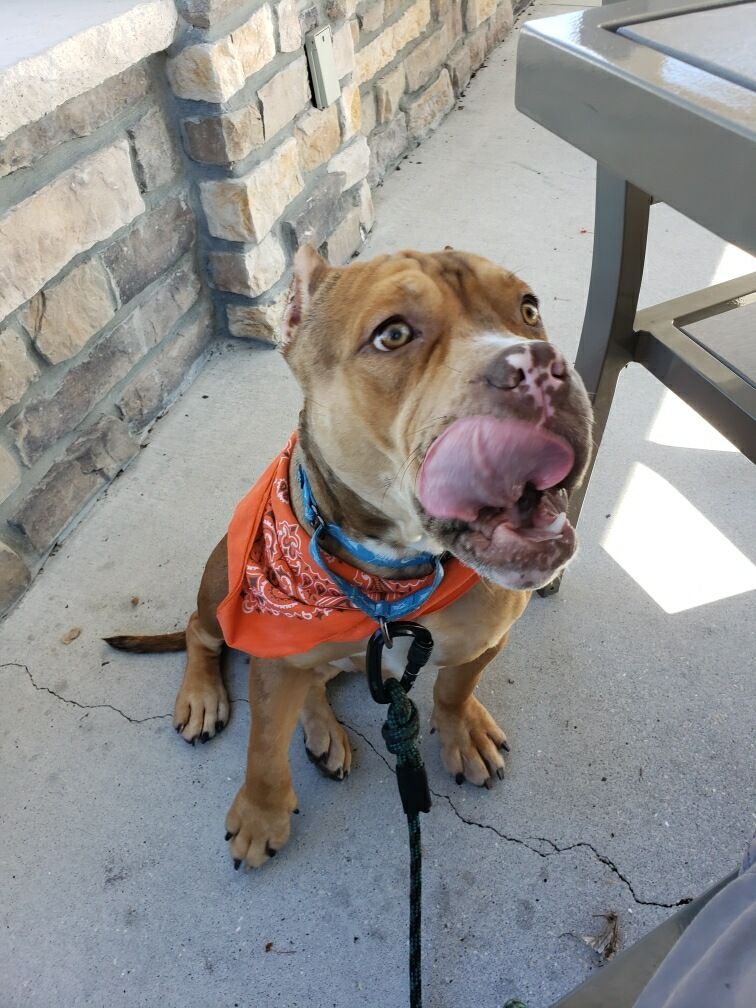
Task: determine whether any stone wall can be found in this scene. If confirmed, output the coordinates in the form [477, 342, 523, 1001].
[0, 44, 213, 615]
[169, 0, 514, 342]
[0, 0, 516, 616]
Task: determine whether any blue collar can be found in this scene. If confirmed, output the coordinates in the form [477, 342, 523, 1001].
[297, 465, 444, 626]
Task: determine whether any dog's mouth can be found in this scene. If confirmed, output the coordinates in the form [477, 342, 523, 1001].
[466, 482, 570, 542]
[416, 416, 578, 588]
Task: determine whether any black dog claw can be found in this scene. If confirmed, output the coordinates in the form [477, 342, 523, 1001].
[225, 831, 233, 841]
[233, 858, 241, 871]
[200, 732, 210, 743]
[496, 767, 505, 780]
[455, 773, 465, 785]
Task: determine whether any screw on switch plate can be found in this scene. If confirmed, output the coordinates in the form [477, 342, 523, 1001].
[305, 27, 341, 108]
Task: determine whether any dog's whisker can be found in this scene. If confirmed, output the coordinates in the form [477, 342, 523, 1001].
[381, 446, 423, 500]
[405, 416, 452, 436]
[395, 448, 424, 488]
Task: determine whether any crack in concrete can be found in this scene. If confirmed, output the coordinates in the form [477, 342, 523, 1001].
[343, 719, 691, 910]
[8, 658, 692, 910]
[5, 662, 172, 725]
[6, 658, 253, 728]
[439, 797, 692, 909]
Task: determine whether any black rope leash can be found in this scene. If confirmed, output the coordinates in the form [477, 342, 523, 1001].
[366, 622, 529, 1008]
[367, 621, 434, 1008]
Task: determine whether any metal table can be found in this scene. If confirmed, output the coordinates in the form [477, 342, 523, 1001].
[514, 7, 754, 1003]
[515, 0, 756, 593]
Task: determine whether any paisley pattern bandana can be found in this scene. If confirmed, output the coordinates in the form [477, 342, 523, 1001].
[217, 435, 479, 659]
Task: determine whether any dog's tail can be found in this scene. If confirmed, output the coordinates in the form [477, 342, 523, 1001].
[103, 631, 187, 653]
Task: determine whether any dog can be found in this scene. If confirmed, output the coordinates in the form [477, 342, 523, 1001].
[107, 245, 592, 869]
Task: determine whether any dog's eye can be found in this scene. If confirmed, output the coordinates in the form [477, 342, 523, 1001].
[372, 318, 415, 351]
[521, 296, 540, 327]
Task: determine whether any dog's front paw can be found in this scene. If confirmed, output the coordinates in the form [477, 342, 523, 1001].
[225, 784, 298, 869]
[432, 696, 509, 788]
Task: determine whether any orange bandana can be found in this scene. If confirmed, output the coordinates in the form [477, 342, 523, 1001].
[217, 436, 479, 658]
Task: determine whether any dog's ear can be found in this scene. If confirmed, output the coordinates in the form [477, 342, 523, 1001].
[280, 245, 328, 352]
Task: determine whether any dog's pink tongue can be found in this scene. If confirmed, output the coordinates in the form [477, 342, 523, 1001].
[417, 416, 574, 522]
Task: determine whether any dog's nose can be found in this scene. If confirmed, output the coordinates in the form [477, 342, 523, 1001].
[484, 340, 567, 394]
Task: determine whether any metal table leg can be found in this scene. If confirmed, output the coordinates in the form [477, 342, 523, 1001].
[539, 168, 652, 598]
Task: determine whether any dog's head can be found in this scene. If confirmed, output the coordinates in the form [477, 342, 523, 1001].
[282, 246, 593, 591]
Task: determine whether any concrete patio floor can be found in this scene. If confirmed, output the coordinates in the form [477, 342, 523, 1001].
[2, 3, 755, 1005]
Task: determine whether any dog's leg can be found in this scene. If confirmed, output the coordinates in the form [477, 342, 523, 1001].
[173, 537, 229, 744]
[226, 660, 311, 868]
[300, 670, 352, 781]
[432, 639, 509, 788]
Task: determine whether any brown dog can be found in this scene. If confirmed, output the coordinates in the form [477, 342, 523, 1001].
[108, 246, 592, 869]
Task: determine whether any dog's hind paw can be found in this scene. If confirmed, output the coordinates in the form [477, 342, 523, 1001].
[300, 690, 352, 781]
[304, 734, 351, 781]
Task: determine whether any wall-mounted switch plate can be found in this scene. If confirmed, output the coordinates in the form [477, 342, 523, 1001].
[305, 27, 341, 109]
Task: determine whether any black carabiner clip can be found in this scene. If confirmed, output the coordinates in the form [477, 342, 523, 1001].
[366, 621, 435, 705]
[367, 626, 391, 703]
